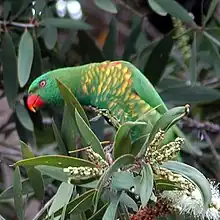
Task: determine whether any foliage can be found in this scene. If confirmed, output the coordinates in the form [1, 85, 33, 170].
[0, 0, 220, 220]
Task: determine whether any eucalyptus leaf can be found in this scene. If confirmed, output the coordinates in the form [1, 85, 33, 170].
[43, 26, 57, 50]
[52, 119, 68, 155]
[140, 162, 154, 207]
[18, 29, 34, 87]
[75, 109, 105, 159]
[94, 0, 118, 14]
[14, 155, 96, 168]
[153, 0, 194, 23]
[103, 192, 122, 220]
[13, 167, 24, 220]
[2, 31, 18, 108]
[148, 0, 167, 16]
[103, 17, 117, 60]
[93, 154, 135, 212]
[48, 182, 73, 218]
[162, 161, 212, 210]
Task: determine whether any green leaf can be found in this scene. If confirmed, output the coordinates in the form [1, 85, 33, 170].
[93, 154, 135, 212]
[160, 84, 220, 104]
[2, 31, 18, 108]
[18, 29, 34, 87]
[13, 167, 24, 220]
[120, 192, 138, 212]
[0, 214, 6, 220]
[140, 162, 154, 207]
[3, 1, 11, 20]
[52, 189, 96, 217]
[153, 0, 194, 23]
[88, 203, 108, 220]
[75, 109, 105, 159]
[15, 102, 34, 131]
[203, 31, 220, 47]
[123, 17, 142, 60]
[43, 26, 57, 50]
[14, 155, 96, 168]
[162, 161, 212, 210]
[103, 17, 117, 60]
[147, 105, 189, 147]
[111, 171, 136, 191]
[56, 78, 90, 126]
[36, 165, 69, 182]
[35, 0, 46, 15]
[61, 105, 77, 152]
[144, 32, 174, 85]
[52, 119, 68, 155]
[20, 141, 44, 200]
[189, 32, 197, 84]
[103, 192, 122, 220]
[31, 36, 43, 77]
[113, 122, 147, 159]
[148, 0, 167, 16]
[130, 135, 149, 156]
[94, 0, 118, 14]
[0, 177, 52, 201]
[78, 31, 105, 62]
[48, 182, 73, 217]
[40, 18, 92, 30]
[203, 0, 218, 26]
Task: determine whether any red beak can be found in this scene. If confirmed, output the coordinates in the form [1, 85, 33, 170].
[27, 94, 45, 112]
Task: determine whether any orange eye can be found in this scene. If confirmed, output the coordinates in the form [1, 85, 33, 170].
[39, 80, 46, 88]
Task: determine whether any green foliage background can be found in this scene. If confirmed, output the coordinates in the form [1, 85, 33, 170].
[0, 0, 220, 219]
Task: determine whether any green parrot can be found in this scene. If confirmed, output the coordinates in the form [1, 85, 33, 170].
[27, 60, 190, 150]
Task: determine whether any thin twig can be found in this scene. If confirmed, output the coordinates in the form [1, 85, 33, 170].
[0, 20, 36, 28]
[32, 195, 55, 220]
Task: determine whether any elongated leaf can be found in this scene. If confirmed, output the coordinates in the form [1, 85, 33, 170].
[52, 119, 68, 155]
[78, 31, 105, 62]
[18, 29, 34, 87]
[3, 1, 11, 20]
[148, 0, 167, 16]
[120, 192, 138, 212]
[203, 0, 218, 26]
[13, 167, 24, 220]
[56, 78, 90, 126]
[144, 32, 174, 85]
[61, 105, 77, 152]
[140, 162, 154, 207]
[52, 189, 96, 217]
[2, 31, 18, 108]
[113, 122, 146, 159]
[20, 141, 44, 200]
[130, 135, 149, 156]
[189, 32, 197, 84]
[162, 161, 212, 210]
[0, 177, 52, 201]
[103, 192, 122, 220]
[88, 203, 108, 220]
[203, 31, 220, 47]
[48, 182, 73, 217]
[40, 18, 92, 30]
[14, 155, 96, 168]
[153, 0, 194, 23]
[35, 0, 46, 15]
[43, 26, 57, 50]
[31, 36, 43, 77]
[150, 105, 189, 143]
[103, 17, 117, 60]
[15, 102, 34, 131]
[36, 165, 69, 182]
[123, 17, 142, 60]
[160, 84, 220, 104]
[94, 0, 117, 14]
[111, 171, 136, 190]
[75, 109, 105, 159]
[93, 154, 135, 212]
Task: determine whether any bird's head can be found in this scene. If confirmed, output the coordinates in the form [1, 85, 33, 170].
[27, 73, 64, 112]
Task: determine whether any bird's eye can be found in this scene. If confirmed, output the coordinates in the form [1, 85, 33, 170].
[39, 80, 46, 88]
